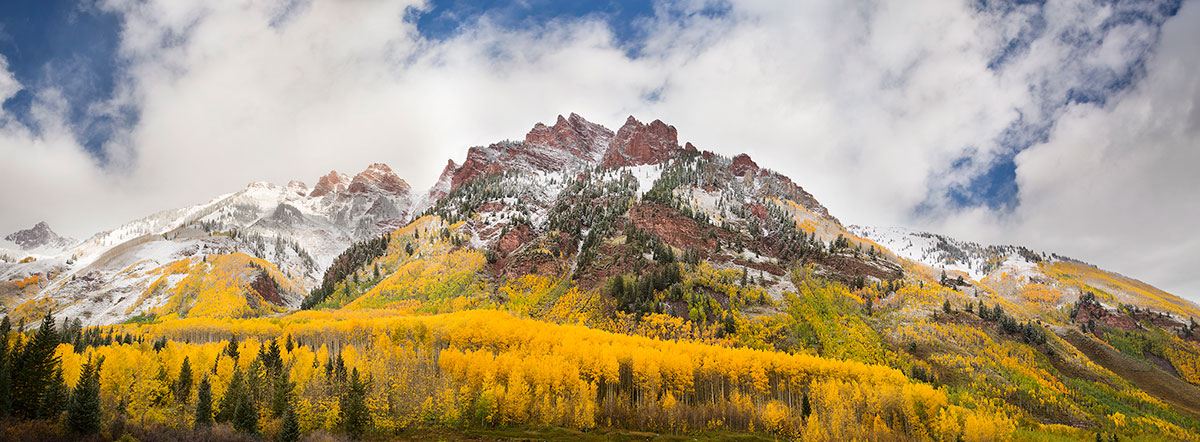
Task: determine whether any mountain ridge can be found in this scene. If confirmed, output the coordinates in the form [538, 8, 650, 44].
[4, 113, 1200, 440]
[1, 112, 1194, 327]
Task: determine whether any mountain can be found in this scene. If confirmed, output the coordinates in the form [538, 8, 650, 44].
[3, 113, 1200, 440]
[2, 221, 76, 254]
[850, 225, 1200, 320]
[0, 163, 414, 324]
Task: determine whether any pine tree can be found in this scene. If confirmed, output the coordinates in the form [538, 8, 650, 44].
[194, 376, 214, 428]
[943, 300, 952, 314]
[233, 388, 258, 435]
[216, 367, 244, 423]
[285, 335, 294, 353]
[0, 316, 11, 417]
[226, 335, 240, 361]
[267, 340, 282, 374]
[12, 312, 60, 418]
[271, 369, 295, 418]
[338, 368, 372, 437]
[175, 356, 193, 405]
[38, 366, 68, 420]
[247, 359, 267, 406]
[66, 355, 103, 434]
[801, 391, 812, 418]
[153, 364, 172, 407]
[279, 402, 301, 442]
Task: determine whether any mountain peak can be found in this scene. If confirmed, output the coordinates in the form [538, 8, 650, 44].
[309, 170, 351, 197]
[4, 221, 75, 251]
[730, 153, 761, 177]
[601, 116, 681, 168]
[349, 163, 410, 196]
[523, 113, 613, 162]
[285, 180, 309, 196]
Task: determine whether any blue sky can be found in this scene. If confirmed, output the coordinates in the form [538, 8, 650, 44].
[0, 0, 124, 158]
[1, 0, 1198, 300]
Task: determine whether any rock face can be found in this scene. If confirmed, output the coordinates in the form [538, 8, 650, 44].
[348, 163, 410, 196]
[310, 171, 351, 197]
[285, 181, 310, 197]
[730, 153, 761, 177]
[448, 113, 615, 193]
[451, 145, 511, 191]
[4, 222, 75, 251]
[3, 112, 850, 325]
[601, 116, 682, 168]
[524, 112, 613, 162]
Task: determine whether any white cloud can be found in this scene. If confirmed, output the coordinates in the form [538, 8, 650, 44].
[0, 0, 1196, 300]
[943, 0, 1200, 299]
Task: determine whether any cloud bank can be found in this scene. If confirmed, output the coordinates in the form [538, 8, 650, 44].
[0, 0, 1197, 300]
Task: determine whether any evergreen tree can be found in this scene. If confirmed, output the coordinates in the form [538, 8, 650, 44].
[266, 340, 282, 374]
[0, 316, 11, 417]
[285, 335, 294, 353]
[247, 358, 268, 411]
[338, 368, 372, 437]
[233, 388, 258, 435]
[194, 376, 214, 428]
[175, 356, 193, 405]
[226, 335, 240, 360]
[66, 355, 103, 434]
[279, 404, 301, 442]
[943, 300, 953, 314]
[271, 369, 295, 418]
[334, 354, 347, 384]
[38, 366, 68, 420]
[801, 391, 812, 418]
[152, 364, 172, 407]
[216, 367, 245, 423]
[11, 312, 60, 418]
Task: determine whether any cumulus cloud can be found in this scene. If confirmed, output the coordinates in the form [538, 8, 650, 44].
[0, 0, 1196, 299]
[938, 0, 1200, 299]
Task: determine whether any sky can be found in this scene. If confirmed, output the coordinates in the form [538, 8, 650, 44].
[0, 0, 1198, 301]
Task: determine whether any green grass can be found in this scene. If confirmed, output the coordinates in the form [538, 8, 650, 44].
[123, 312, 159, 325]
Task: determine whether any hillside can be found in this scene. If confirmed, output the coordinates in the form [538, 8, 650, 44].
[2, 114, 1199, 441]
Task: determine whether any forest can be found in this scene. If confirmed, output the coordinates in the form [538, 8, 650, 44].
[0, 305, 1021, 442]
[3, 156, 1199, 442]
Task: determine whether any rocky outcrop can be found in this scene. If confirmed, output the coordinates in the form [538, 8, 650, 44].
[730, 153, 761, 177]
[601, 116, 682, 168]
[451, 145, 510, 191]
[524, 113, 613, 162]
[450, 114, 614, 192]
[348, 163, 410, 196]
[4, 222, 75, 251]
[309, 171, 351, 197]
[285, 180, 309, 197]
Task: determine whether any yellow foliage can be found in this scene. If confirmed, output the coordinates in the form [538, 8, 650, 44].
[1043, 261, 1200, 319]
[148, 253, 294, 319]
[340, 219, 488, 312]
[83, 307, 1022, 439]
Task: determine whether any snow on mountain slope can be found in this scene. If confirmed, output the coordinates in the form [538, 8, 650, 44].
[848, 225, 1045, 281]
[850, 225, 1200, 320]
[2, 222, 77, 255]
[17, 112, 1194, 329]
[1, 162, 417, 325]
